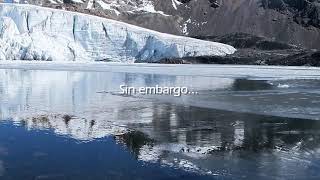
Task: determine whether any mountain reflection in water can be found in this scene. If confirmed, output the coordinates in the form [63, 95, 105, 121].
[0, 68, 320, 179]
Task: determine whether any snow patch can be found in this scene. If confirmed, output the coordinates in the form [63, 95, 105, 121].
[48, 0, 58, 4]
[277, 84, 290, 88]
[171, 0, 182, 10]
[96, 0, 121, 15]
[71, 0, 84, 3]
[182, 23, 188, 35]
[86, 0, 93, 9]
[136, 0, 169, 16]
[181, 18, 192, 35]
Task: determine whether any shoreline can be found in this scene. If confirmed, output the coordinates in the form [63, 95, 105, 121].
[1, 61, 320, 80]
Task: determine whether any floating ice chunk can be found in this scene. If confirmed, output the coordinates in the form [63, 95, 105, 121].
[278, 84, 290, 88]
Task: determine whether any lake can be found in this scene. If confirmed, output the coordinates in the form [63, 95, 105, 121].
[0, 62, 320, 179]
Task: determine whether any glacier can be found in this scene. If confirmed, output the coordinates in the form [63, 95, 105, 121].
[0, 3, 236, 62]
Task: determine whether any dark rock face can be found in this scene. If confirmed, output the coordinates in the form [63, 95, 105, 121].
[63, 0, 74, 4]
[160, 0, 320, 49]
[262, 0, 320, 28]
[168, 0, 320, 50]
[159, 49, 320, 66]
[158, 33, 320, 66]
[193, 33, 297, 50]
[177, 0, 192, 3]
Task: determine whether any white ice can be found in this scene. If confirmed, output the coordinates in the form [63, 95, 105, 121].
[0, 3, 236, 62]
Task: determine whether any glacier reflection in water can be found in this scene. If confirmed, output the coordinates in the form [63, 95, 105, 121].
[0, 69, 320, 179]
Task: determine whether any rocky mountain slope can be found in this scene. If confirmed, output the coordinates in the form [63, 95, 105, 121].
[6, 0, 320, 50]
[0, 3, 235, 62]
[159, 33, 320, 66]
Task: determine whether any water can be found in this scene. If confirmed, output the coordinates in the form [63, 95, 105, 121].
[0, 64, 320, 179]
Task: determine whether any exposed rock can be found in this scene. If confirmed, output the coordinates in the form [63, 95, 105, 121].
[158, 33, 320, 66]
[262, 0, 320, 28]
[160, 49, 319, 66]
[193, 33, 298, 50]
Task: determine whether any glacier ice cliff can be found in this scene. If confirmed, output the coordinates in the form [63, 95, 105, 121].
[0, 3, 236, 62]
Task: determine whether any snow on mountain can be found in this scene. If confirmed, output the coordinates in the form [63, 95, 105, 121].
[71, 0, 84, 3]
[5, 0, 320, 50]
[87, 0, 170, 16]
[95, 0, 121, 15]
[0, 3, 235, 62]
[171, 0, 182, 10]
[14, 0, 173, 16]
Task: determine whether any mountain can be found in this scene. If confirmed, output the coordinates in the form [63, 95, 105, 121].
[0, 3, 235, 62]
[159, 33, 320, 66]
[7, 0, 320, 50]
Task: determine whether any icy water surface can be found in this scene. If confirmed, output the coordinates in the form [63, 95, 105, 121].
[0, 65, 320, 180]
